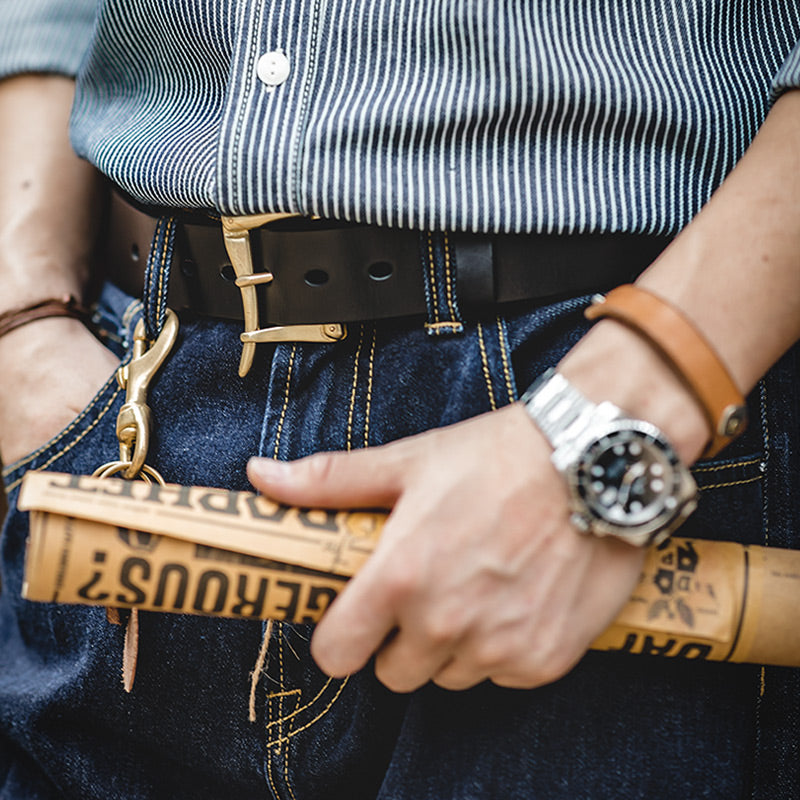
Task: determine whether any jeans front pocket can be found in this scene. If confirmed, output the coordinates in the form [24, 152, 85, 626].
[1, 283, 140, 495]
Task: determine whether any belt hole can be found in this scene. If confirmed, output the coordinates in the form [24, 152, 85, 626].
[304, 268, 329, 287]
[131, 243, 140, 262]
[368, 261, 393, 281]
[220, 263, 236, 282]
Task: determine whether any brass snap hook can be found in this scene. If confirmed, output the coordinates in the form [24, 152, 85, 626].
[113, 308, 179, 478]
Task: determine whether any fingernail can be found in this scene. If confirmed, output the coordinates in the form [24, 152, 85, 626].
[248, 457, 291, 483]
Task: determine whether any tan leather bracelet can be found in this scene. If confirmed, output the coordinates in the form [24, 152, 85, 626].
[0, 295, 93, 341]
[585, 284, 747, 458]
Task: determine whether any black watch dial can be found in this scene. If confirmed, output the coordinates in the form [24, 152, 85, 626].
[573, 424, 683, 528]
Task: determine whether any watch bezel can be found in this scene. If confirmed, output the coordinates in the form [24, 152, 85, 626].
[563, 418, 697, 545]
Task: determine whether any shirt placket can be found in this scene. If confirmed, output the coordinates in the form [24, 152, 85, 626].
[215, 0, 324, 216]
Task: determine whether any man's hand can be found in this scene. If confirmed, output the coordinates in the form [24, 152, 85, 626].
[249, 403, 646, 692]
[0, 318, 120, 466]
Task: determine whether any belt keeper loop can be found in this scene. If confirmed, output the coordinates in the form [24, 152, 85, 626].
[142, 216, 177, 339]
[453, 234, 495, 311]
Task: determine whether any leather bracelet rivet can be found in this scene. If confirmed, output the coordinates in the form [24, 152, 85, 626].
[720, 404, 748, 438]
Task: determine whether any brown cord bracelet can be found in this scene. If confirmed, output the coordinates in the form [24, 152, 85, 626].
[0, 295, 95, 341]
[585, 284, 748, 458]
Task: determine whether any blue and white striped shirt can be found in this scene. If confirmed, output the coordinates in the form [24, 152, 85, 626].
[2, 1, 799, 235]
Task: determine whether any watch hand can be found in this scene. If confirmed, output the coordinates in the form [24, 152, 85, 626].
[618, 461, 646, 506]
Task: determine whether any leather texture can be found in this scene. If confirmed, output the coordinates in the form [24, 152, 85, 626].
[103, 190, 672, 326]
[585, 284, 747, 458]
[0, 296, 93, 340]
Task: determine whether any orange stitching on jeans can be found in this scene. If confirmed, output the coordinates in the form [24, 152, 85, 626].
[698, 475, 762, 491]
[5, 387, 122, 493]
[265, 677, 335, 731]
[273, 346, 297, 460]
[346, 326, 364, 452]
[265, 736, 281, 800]
[284, 692, 299, 800]
[692, 457, 762, 473]
[495, 318, 516, 403]
[265, 677, 350, 747]
[364, 325, 376, 448]
[442, 233, 459, 323]
[426, 233, 440, 325]
[121, 298, 143, 331]
[423, 321, 462, 331]
[266, 689, 302, 701]
[476, 323, 497, 411]
[2, 375, 120, 478]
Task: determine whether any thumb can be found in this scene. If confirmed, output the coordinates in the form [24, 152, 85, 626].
[247, 443, 411, 509]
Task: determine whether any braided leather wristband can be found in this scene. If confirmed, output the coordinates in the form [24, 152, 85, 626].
[0, 296, 94, 341]
[585, 284, 747, 458]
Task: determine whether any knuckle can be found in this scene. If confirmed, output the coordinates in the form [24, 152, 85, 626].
[433, 671, 481, 692]
[471, 638, 510, 673]
[374, 656, 424, 694]
[420, 613, 458, 647]
[490, 642, 580, 689]
[534, 652, 579, 687]
[384, 564, 420, 603]
[376, 669, 418, 694]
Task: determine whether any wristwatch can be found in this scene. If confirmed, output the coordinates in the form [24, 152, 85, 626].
[520, 368, 698, 547]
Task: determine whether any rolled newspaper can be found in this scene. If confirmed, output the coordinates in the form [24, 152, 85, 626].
[18, 471, 800, 667]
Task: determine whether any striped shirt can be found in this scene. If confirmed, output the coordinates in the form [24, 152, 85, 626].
[2, 1, 799, 235]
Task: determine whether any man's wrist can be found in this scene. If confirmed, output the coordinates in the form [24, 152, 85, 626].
[557, 318, 710, 465]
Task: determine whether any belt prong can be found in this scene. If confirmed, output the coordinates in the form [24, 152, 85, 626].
[235, 273, 274, 288]
[240, 323, 347, 345]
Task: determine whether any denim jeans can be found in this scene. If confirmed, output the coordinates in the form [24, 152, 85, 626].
[2, 237, 800, 799]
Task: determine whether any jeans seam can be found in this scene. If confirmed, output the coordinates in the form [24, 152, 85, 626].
[425, 233, 440, 326]
[273, 345, 298, 460]
[265, 623, 287, 800]
[495, 317, 517, 403]
[476, 322, 497, 411]
[442, 233, 461, 323]
[364, 325, 377, 448]
[266, 679, 333, 732]
[697, 475, 763, 491]
[277, 628, 300, 800]
[266, 731, 282, 800]
[264, 677, 350, 748]
[693, 457, 762, 473]
[346, 326, 365, 452]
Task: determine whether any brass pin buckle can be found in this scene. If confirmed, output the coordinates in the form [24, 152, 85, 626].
[221, 213, 347, 377]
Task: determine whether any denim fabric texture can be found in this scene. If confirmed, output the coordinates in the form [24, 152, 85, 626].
[1, 237, 799, 799]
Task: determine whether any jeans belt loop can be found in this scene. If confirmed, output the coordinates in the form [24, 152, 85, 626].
[220, 213, 347, 376]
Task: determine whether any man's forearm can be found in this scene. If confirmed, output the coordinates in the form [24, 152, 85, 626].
[560, 89, 800, 464]
[638, 89, 800, 394]
[0, 74, 102, 313]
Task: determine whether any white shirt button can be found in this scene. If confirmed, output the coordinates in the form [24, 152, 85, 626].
[257, 51, 291, 88]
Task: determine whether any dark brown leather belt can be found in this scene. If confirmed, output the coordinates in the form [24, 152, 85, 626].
[103, 190, 672, 327]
